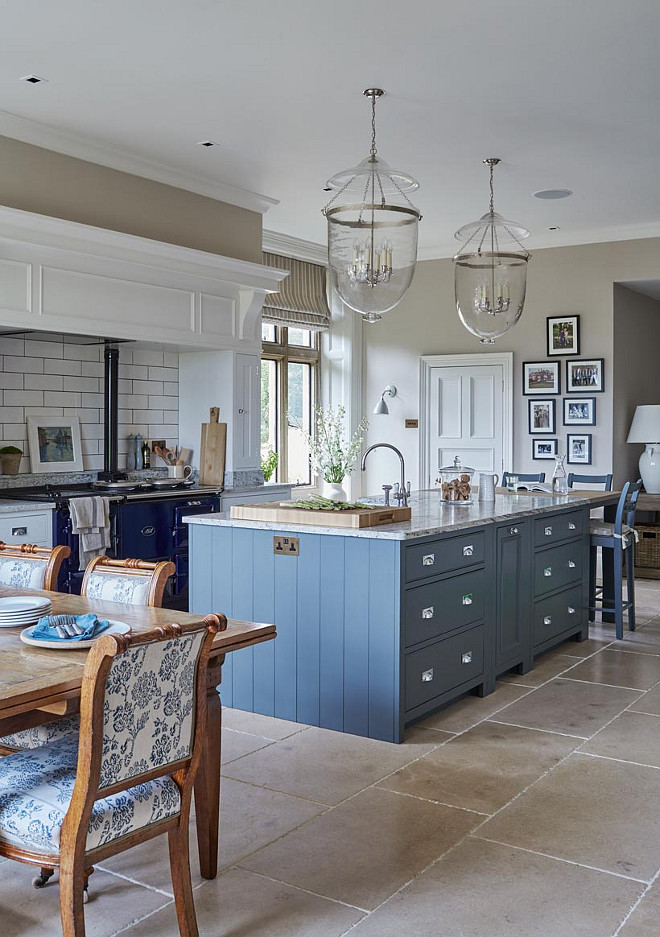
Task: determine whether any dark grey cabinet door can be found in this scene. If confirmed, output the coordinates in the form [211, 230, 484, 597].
[495, 521, 531, 672]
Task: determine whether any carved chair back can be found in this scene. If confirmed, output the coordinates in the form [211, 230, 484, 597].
[81, 556, 176, 607]
[0, 543, 70, 591]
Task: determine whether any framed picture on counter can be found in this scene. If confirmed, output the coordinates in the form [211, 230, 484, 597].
[532, 438, 558, 460]
[566, 357, 604, 392]
[563, 396, 596, 426]
[528, 398, 556, 434]
[567, 433, 592, 465]
[523, 361, 561, 395]
[547, 315, 580, 356]
[27, 415, 84, 473]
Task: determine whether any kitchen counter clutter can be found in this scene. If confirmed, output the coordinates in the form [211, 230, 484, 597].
[189, 489, 616, 743]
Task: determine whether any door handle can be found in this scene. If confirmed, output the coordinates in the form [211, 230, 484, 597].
[510, 527, 519, 535]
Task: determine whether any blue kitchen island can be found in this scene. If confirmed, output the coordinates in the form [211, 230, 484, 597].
[187, 490, 614, 742]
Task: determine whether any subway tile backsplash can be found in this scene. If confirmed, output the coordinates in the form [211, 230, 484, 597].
[0, 338, 179, 474]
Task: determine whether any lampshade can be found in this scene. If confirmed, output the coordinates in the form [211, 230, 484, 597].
[627, 405, 660, 442]
[323, 89, 421, 323]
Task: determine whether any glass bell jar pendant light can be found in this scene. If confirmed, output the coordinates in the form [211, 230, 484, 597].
[453, 158, 531, 343]
[323, 88, 422, 323]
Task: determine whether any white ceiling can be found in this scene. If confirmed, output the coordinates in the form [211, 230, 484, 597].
[2, 0, 660, 258]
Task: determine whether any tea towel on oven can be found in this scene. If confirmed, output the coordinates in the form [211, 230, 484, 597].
[70, 497, 111, 570]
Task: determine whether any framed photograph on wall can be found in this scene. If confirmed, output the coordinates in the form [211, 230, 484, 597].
[528, 399, 556, 434]
[563, 397, 596, 426]
[547, 315, 580, 356]
[566, 357, 604, 393]
[532, 438, 558, 460]
[567, 433, 592, 465]
[27, 415, 84, 473]
[523, 361, 561, 395]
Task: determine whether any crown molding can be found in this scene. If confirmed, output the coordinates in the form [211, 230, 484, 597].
[263, 229, 327, 265]
[0, 109, 278, 215]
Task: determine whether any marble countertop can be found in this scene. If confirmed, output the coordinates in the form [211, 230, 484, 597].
[185, 489, 616, 541]
[0, 501, 54, 514]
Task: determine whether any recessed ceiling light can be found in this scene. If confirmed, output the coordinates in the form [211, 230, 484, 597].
[533, 189, 573, 199]
[197, 140, 218, 147]
[20, 74, 48, 84]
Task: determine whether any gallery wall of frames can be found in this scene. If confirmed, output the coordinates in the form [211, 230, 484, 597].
[523, 315, 604, 466]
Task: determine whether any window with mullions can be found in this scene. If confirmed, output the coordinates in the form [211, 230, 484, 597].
[261, 325, 319, 485]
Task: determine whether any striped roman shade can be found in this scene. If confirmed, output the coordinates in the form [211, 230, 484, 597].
[262, 252, 331, 331]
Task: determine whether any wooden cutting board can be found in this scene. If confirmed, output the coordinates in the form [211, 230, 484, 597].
[229, 502, 412, 528]
[199, 407, 227, 486]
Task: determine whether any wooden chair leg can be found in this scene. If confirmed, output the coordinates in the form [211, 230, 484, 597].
[59, 859, 87, 937]
[168, 825, 199, 937]
[614, 543, 624, 640]
[626, 543, 636, 632]
[588, 545, 597, 622]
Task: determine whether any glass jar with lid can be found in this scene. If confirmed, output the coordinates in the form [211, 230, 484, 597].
[437, 456, 475, 503]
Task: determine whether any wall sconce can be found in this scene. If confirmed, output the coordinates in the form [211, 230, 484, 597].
[373, 385, 397, 415]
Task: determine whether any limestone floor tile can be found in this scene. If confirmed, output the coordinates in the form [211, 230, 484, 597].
[99, 778, 325, 891]
[629, 683, 660, 715]
[221, 706, 309, 740]
[223, 725, 438, 806]
[417, 681, 531, 733]
[539, 636, 612, 658]
[618, 880, 660, 936]
[492, 677, 641, 738]
[379, 721, 580, 814]
[0, 865, 169, 937]
[240, 786, 481, 911]
[345, 837, 643, 937]
[612, 629, 660, 654]
[580, 711, 660, 767]
[565, 647, 660, 689]
[499, 652, 582, 687]
[221, 727, 274, 764]
[477, 752, 660, 880]
[126, 867, 364, 937]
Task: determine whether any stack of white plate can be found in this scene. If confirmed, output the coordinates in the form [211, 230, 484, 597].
[0, 595, 53, 628]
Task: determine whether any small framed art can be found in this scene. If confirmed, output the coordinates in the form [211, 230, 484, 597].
[566, 358, 604, 393]
[567, 433, 592, 465]
[563, 397, 596, 426]
[522, 361, 561, 395]
[27, 415, 84, 473]
[547, 315, 580, 356]
[528, 399, 556, 434]
[532, 438, 558, 460]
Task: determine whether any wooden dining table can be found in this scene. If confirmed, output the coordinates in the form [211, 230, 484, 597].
[0, 585, 276, 880]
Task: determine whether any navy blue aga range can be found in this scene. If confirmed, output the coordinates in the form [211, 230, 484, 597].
[0, 480, 221, 609]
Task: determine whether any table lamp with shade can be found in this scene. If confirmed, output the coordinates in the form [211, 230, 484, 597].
[627, 405, 660, 492]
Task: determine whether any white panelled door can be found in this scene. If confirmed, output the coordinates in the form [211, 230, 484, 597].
[426, 363, 505, 487]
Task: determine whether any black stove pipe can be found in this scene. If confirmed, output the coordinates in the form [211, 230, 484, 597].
[98, 345, 126, 481]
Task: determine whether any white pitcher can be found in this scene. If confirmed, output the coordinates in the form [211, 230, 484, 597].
[478, 473, 499, 501]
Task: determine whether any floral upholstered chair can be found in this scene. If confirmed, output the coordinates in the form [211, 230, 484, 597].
[0, 616, 223, 937]
[0, 557, 175, 755]
[0, 542, 70, 591]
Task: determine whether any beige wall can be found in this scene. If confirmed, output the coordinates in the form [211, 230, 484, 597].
[0, 135, 262, 263]
[360, 236, 660, 493]
[612, 284, 660, 486]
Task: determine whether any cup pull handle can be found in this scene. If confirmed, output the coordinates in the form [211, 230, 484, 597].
[544, 616, 552, 625]
[463, 545, 474, 557]
[422, 606, 434, 619]
[422, 553, 435, 566]
[510, 527, 519, 535]
[545, 526, 553, 536]
[421, 668, 434, 682]
[462, 594, 473, 606]
[568, 606, 576, 614]
[461, 651, 473, 665]
[568, 560, 577, 568]
[569, 522, 577, 530]
[544, 567, 552, 577]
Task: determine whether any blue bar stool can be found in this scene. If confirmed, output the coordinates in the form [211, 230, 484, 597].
[567, 473, 613, 490]
[588, 480, 642, 639]
[502, 472, 546, 487]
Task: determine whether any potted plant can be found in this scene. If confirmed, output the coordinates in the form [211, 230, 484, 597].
[296, 405, 368, 501]
[261, 449, 278, 482]
[0, 445, 22, 476]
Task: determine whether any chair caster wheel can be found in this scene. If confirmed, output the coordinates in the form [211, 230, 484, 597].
[32, 871, 54, 889]
[83, 887, 89, 904]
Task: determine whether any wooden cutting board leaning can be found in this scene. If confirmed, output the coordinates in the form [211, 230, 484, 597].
[199, 407, 227, 487]
[229, 502, 412, 528]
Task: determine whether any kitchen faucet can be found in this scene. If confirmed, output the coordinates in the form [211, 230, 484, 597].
[361, 443, 411, 507]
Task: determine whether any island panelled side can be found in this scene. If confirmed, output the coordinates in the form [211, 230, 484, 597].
[189, 497, 593, 743]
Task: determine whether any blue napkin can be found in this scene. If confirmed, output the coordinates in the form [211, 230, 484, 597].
[31, 613, 110, 642]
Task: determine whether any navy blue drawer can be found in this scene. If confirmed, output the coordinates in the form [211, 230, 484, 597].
[405, 625, 485, 711]
[405, 530, 485, 582]
[405, 569, 485, 647]
[534, 511, 583, 547]
[534, 584, 583, 644]
[534, 541, 583, 596]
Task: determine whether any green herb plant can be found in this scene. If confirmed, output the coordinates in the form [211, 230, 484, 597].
[0, 446, 22, 455]
[261, 449, 278, 482]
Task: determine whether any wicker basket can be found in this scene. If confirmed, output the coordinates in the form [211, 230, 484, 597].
[636, 524, 660, 569]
